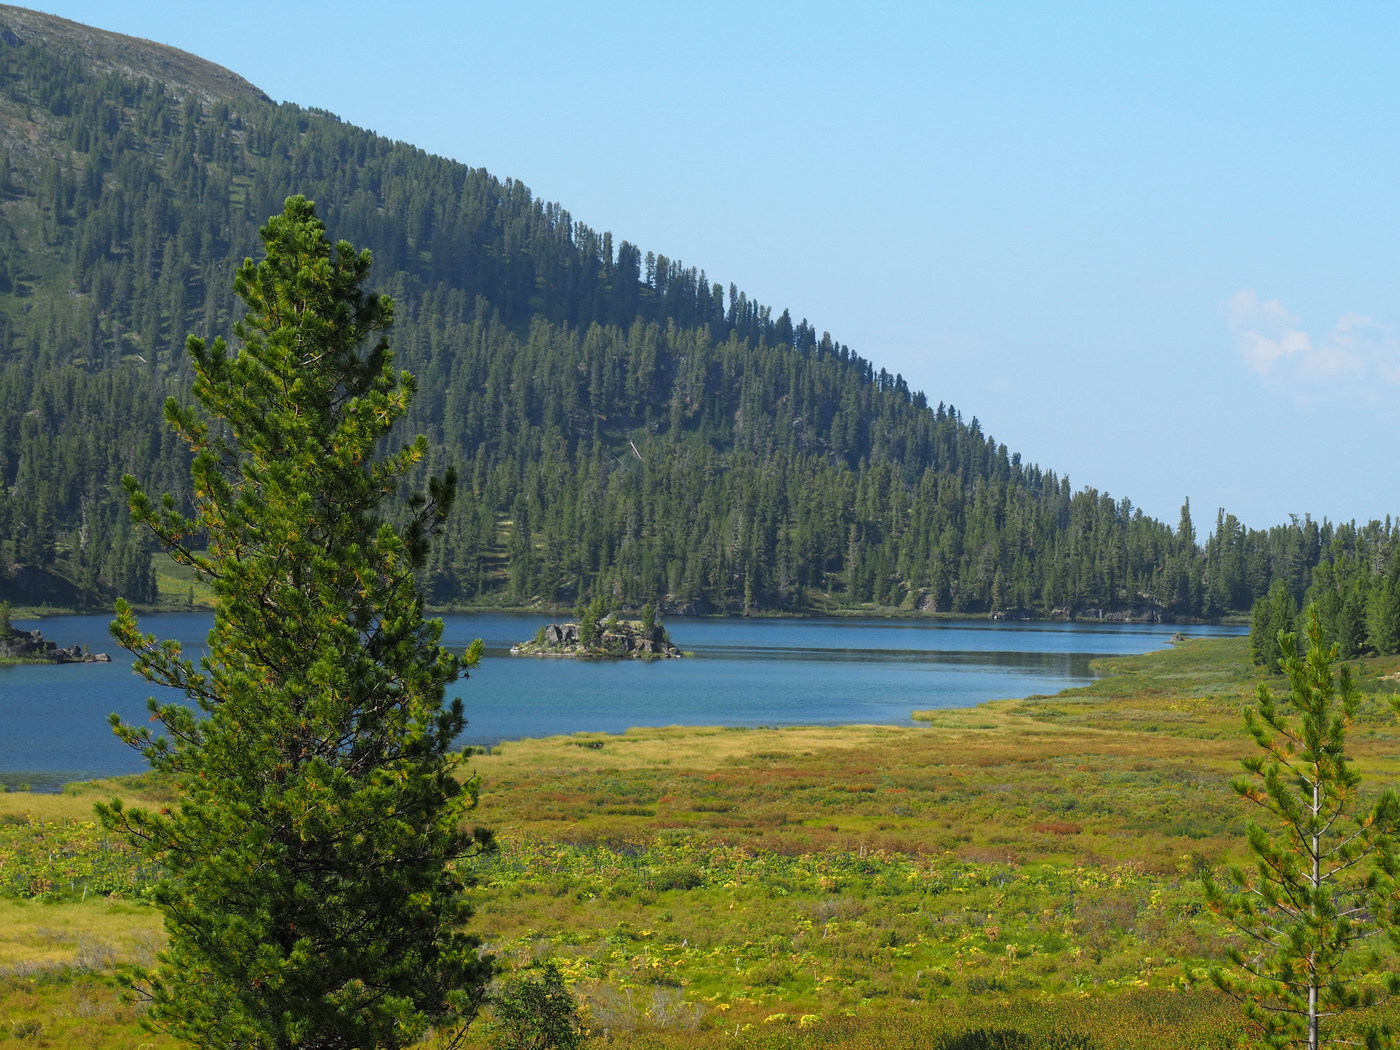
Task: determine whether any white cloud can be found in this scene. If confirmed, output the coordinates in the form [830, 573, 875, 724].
[1229, 290, 1399, 396]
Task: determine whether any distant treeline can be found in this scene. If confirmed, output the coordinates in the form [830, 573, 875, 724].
[0, 13, 1387, 617]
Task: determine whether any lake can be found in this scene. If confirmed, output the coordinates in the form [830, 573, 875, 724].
[0, 612, 1245, 791]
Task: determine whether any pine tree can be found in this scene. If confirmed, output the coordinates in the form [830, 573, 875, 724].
[485, 961, 585, 1050]
[1251, 580, 1298, 670]
[1201, 606, 1400, 1050]
[1367, 573, 1400, 656]
[98, 197, 493, 1049]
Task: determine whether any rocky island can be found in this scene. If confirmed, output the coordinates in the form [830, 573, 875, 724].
[511, 612, 684, 659]
[0, 601, 110, 663]
[0, 626, 111, 664]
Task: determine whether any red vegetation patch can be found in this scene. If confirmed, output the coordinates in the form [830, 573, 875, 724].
[1029, 820, 1084, 836]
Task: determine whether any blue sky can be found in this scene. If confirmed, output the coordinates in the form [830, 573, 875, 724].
[26, 1, 1400, 531]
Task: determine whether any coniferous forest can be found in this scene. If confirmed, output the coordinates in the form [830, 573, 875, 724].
[0, 6, 1390, 621]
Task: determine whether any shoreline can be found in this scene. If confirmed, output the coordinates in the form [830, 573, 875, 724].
[7, 600, 1248, 627]
[3, 633, 1248, 795]
[0, 621, 1248, 795]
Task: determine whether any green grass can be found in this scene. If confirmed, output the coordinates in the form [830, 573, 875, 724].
[151, 551, 215, 608]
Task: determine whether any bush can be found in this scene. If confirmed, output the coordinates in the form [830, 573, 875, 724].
[938, 1030, 1098, 1050]
[650, 863, 705, 891]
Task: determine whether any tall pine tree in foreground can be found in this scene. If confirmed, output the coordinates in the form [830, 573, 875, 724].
[99, 197, 493, 1049]
[1202, 606, 1400, 1050]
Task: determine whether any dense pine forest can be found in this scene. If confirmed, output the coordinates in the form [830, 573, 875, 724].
[1249, 516, 1400, 665]
[0, 6, 1384, 620]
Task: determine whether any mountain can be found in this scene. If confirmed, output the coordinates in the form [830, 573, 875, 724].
[0, 6, 1353, 618]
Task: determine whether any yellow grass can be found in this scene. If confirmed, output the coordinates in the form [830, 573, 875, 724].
[0, 898, 158, 974]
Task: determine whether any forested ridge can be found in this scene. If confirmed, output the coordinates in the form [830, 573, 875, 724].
[0, 5, 1380, 619]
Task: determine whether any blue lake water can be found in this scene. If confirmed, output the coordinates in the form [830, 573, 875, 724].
[1, 612, 1245, 791]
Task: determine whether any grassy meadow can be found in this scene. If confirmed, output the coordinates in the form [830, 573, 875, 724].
[3, 634, 1400, 1047]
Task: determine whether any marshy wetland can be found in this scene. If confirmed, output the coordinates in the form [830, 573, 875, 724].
[5, 634, 1400, 1046]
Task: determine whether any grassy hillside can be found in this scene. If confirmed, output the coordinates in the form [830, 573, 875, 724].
[4, 636, 1400, 1047]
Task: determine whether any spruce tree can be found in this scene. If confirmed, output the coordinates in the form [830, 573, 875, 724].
[99, 197, 493, 1049]
[1202, 606, 1400, 1049]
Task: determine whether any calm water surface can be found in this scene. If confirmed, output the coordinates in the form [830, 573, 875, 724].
[1, 612, 1244, 790]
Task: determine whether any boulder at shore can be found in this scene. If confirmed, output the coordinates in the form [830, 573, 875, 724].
[511, 619, 683, 659]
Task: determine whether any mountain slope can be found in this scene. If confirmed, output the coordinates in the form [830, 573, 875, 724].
[0, 6, 1337, 617]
